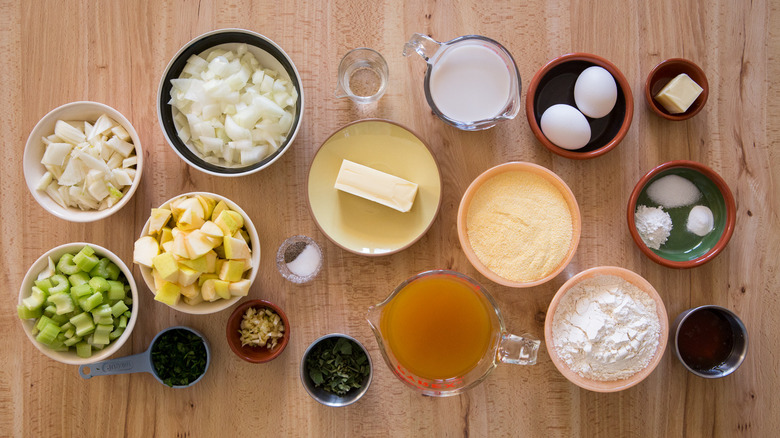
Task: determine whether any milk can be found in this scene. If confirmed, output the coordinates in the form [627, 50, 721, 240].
[429, 44, 511, 123]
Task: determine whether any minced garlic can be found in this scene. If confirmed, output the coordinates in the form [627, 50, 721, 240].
[239, 307, 285, 349]
[466, 171, 573, 282]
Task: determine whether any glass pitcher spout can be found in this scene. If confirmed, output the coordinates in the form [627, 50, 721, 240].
[403, 33, 442, 62]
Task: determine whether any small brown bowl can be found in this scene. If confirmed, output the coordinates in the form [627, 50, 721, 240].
[226, 299, 290, 363]
[645, 58, 709, 121]
[627, 160, 736, 268]
[544, 266, 669, 392]
[526, 53, 634, 159]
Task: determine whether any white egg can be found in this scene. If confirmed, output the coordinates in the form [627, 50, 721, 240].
[540, 104, 591, 150]
[574, 66, 618, 118]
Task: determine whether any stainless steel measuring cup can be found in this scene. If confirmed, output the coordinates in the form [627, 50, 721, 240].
[78, 326, 210, 388]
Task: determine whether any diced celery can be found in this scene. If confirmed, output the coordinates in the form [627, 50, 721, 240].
[92, 324, 112, 345]
[109, 327, 125, 341]
[92, 303, 112, 318]
[122, 310, 131, 318]
[43, 305, 57, 317]
[70, 313, 95, 337]
[79, 292, 103, 312]
[36, 315, 56, 331]
[123, 297, 133, 306]
[118, 315, 128, 329]
[124, 284, 131, 292]
[68, 271, 91, 287]
[105, 262, 121, 281]
[77, 245, 95, 257]
[50, 314, 69, 325]
[71, 283, 94, 298]
[107, 280, 125, 300]
[74, 252, 99, 272]
[22, 286, 47, 311]
[63, 327, 76, 338]
[89, 258, 111, 278]
[36, 323, 61, 345]
[56, 332, 67, 342]
[34, 278, 53, 293]
[93, 314, 113, 326]
[50, 340, 68, 351]
[63, 336, 82, 347]
[60, 321, 73, 331]
[111, 301, 129, 318]
[47, 293, 75, 315]
[17, 304, 42, 320]
[76, 342, 92, 358]
[49, 274, 70, 294]
[56, 253, 80, 275]
[89, 276, 109, 293]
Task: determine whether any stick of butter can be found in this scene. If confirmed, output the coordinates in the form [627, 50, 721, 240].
[654, 73, 703, 114]
[334, 159, 418, 212]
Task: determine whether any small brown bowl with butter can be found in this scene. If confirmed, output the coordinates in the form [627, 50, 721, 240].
[226, 299, 290, 363]
[645, 58, 709, 121]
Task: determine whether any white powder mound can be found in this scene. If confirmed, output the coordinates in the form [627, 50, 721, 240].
[552, 275, 660, 381]
[635, 205, 672, 250]
[646, 175, 701, 208]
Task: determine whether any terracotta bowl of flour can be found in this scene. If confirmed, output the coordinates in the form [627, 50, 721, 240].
[544, 266, 669, 392]
[457, 162, 581, 288]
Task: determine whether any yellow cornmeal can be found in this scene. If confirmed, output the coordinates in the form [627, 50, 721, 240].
[466, 171, 573, 282]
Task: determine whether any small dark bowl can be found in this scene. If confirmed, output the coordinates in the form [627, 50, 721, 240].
[526, 53, 633, 159]
[300, 334, 373, 407]
[627, 160, 736, 268]
[157, 28, 303, 177]
[645, 58, 708, 121]
[226, 299, 290, 363]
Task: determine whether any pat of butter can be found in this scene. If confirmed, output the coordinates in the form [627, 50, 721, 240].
[654, 73, 703, 114]
[334, 159, 418, 212]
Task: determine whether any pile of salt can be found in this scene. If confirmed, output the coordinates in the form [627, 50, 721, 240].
[286, 244, 322, 278]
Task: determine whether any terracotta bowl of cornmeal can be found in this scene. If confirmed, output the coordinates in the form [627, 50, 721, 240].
[544, 266, 669, 392]
[456, 162, 581, 288]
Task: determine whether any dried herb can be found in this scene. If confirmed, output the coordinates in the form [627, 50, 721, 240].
[151, 329, 208, 387]
[306, 337, 370, 396]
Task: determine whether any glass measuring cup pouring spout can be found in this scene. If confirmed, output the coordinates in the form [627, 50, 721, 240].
[403, 33, 522, 131]
[366, 270, 540, 396]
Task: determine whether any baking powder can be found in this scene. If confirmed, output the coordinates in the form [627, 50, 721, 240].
[634, 205, 672, 250]
[552, 275, 660, 381]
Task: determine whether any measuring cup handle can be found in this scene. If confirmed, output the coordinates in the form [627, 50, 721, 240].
[497, 333, 540, 365]
[78, 351, 152, 379]
[402, 33, 441, 62]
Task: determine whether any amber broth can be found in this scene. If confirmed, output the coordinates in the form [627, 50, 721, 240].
[380, 275, 494, 380]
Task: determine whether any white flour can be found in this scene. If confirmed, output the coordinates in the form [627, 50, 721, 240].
[635, 205, 672, 250]
[552, 275, 660, 381]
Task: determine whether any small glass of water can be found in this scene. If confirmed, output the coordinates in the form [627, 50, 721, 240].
[335, 48, 388, 104]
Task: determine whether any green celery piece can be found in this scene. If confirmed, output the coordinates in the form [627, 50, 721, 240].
[105, 262, 121, 281]
[68, 271, 91, 287]
[50, 341, 69, 352]
[89, 276, 109, 292]
[49, 274, 70, 294]
[56, 253, 79, 275]
[93, 314, 113, 326]
[124, 284, 131, 292]
[123, 297, 133, 306]
[89, 258, 111, 278]
[48, 293, 75, 315]
[76, 342, 92, 358]
[109, 327, 125, 341]
[111, 301, 129, 318]
[31, 326, 39, 336]
[70, 313, 95, 337]
[36, 323, 61, 345]
[43, 305, 57, 317]
[79, 292, 103, 312]
[60, 321, 73, 331]
[36, 315, 56, 331]
[107, 280, 126, 300]
[22, 286, 47, 311]
[63, 327, 76, 338]
[17, 304, 42, 320]
[56, 332, 67, 342]
[71, 283, 93, 298]
[122, 310, 131, 318]
[63, 336, 82, 347]
[50, 314, 69, 325]
[34, 278, 53, 293]
[118, 315, 128, 329]
[92, 324, 112, 345]
[91, 303, 112, 319]
[73, 246, 99, 272]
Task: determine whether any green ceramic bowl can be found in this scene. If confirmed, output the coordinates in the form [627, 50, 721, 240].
[627, 161, 735, 268]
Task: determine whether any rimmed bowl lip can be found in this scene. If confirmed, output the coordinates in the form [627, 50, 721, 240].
[299, 333, 373, 407]
[525, 52, 634, 160]
[23, 101, 144, 222]
[17, 242, 139, 365]
[137, 191, 260, 314]
[544, 266, 669, 392]
[456, 161, 581, 287]
[157, 27, 304, 177]
[644, 57, 709, 121]
[626, 160, 736, 269]
[226, 299, 290, 364]
[305, 118, 443, 257]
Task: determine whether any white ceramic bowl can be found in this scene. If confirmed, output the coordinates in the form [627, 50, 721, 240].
[137, 192, 261, 314]
[157, 28, 304, 177]
[23, 101, 144, 222]
[18, 243, 139, 365]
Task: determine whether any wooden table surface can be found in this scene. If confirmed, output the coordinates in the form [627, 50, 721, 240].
[1, 0, 778, 436]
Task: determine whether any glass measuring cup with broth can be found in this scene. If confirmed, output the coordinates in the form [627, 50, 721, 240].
[403, 34, 521, 131]
[366, 270, 539, 396]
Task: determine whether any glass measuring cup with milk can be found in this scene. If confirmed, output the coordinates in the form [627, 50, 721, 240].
[403, 34, 521, 130]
